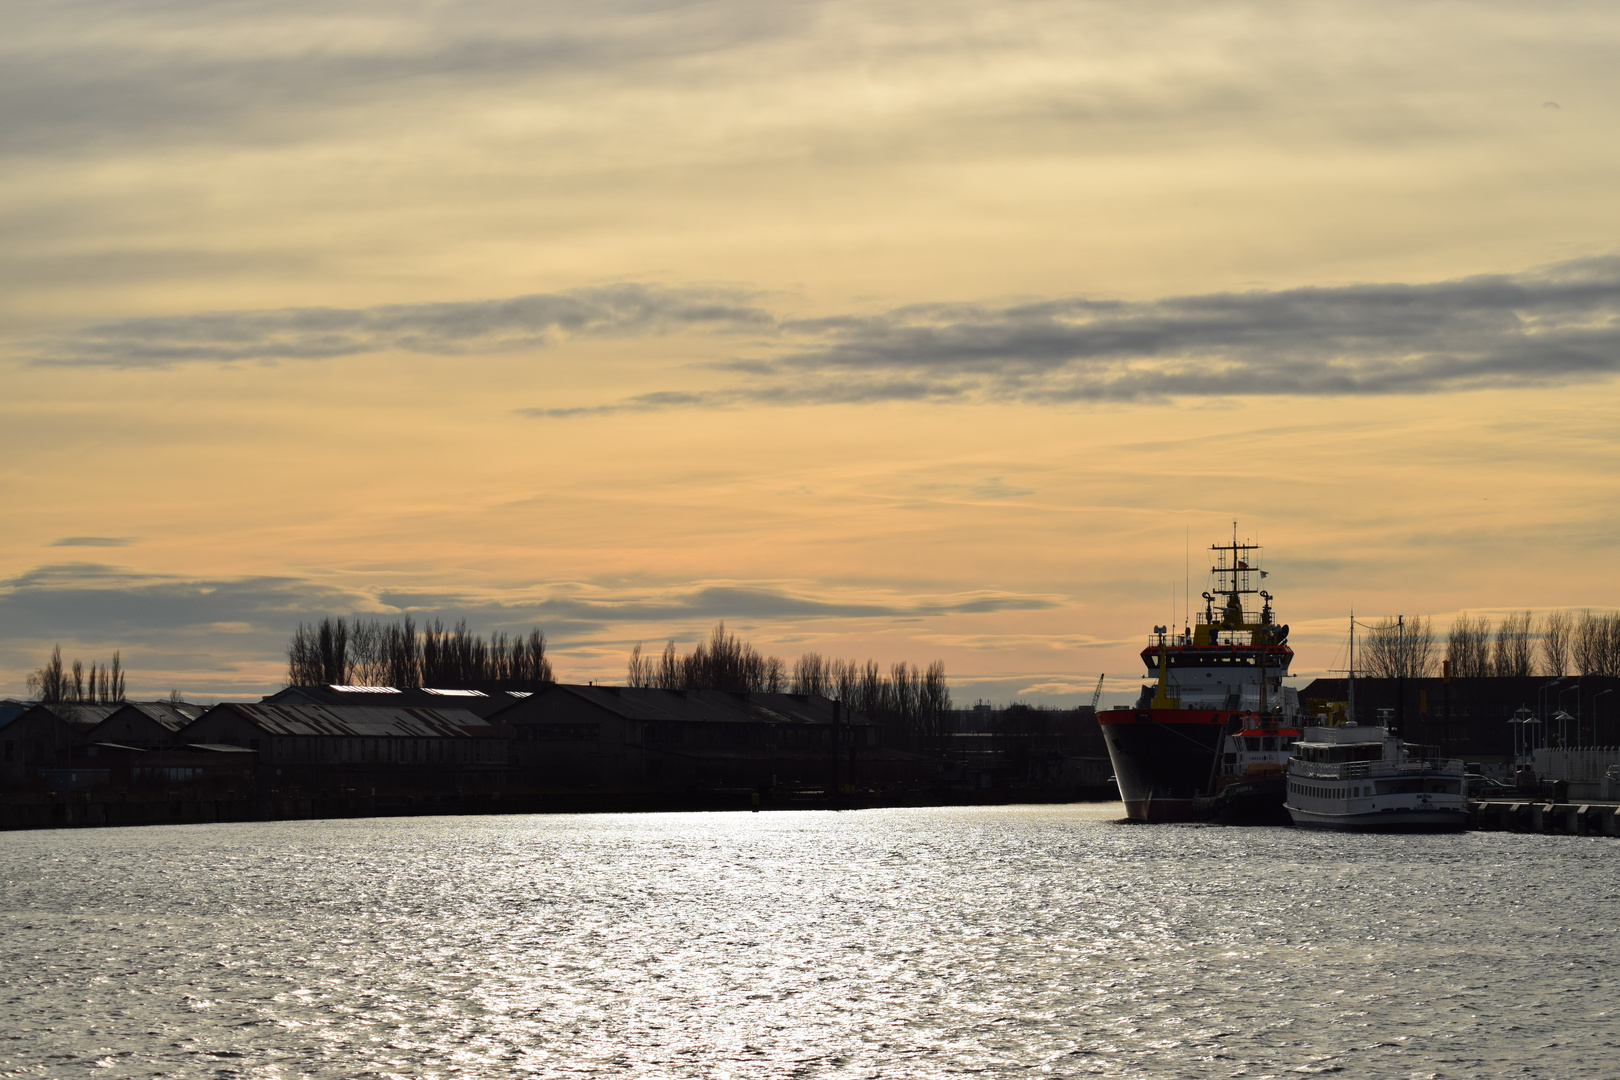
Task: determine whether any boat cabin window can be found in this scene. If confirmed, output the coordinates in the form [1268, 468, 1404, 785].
[1299, 743, 1382, 763]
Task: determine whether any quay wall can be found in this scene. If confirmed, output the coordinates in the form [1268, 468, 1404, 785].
[1468, 798, 1620, 837]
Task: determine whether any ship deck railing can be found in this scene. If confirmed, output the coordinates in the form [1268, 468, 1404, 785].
[1290, 760, 1458, 781]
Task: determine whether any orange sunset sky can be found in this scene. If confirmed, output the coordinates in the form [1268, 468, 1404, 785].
[3, 0, 1619, 704]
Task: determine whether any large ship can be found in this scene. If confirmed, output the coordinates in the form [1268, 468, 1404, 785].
[1100, 530, 1299, 823]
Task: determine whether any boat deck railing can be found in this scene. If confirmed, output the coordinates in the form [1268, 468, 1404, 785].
[1290, 759, 1457, 781]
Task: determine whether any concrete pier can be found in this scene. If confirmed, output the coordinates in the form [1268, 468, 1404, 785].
[1469, 799, 1620, 836]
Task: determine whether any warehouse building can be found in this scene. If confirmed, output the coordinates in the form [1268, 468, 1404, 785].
[180, 702, 509, 771]
[494, 685, 931, 792]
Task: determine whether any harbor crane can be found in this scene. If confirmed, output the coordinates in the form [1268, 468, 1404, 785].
[1089, 673, 1105, 712]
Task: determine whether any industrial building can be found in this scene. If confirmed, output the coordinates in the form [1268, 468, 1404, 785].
[498, 684, 930, 792]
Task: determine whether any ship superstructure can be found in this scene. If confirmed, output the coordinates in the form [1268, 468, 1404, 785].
[1100, 529, 1300, 822]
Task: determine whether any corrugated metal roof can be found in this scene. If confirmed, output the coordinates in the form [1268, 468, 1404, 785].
[124, 701, 207, 730]
[33, 703, 121, 729]
[525, 686, 871, 727]
[205, 703, 495, 738]
[261, 686, 533, 718]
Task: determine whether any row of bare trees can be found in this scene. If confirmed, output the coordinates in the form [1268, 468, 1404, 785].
[627, 622, 788, 693]
[286, 616, 553, 690]
[790, 651, 952, 743]
[1358, 610, 1620, 678]
[626, 622, 952, 746]
[27, 645, 126, 704]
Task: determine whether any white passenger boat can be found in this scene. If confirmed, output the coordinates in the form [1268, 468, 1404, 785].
[1284, 722, 1467, 832]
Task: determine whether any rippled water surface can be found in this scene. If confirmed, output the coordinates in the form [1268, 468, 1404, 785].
[2, 806, 1616, 1078]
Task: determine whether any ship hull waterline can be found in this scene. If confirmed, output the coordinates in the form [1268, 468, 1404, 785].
[1100, 708, 1231, 823]
[1285, 806, 1468, 832]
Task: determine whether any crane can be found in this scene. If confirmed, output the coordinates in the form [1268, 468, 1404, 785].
[1089, 673, 1105, 712]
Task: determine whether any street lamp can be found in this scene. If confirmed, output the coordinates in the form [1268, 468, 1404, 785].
[1558, 681, 1584, 746]
[1510, 706, 1534, 763]
[1540, 676, 1571, 726]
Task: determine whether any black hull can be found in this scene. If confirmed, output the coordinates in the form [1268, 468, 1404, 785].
[1192, 775, 1291, 825]
[1099, 710, 1227, 823]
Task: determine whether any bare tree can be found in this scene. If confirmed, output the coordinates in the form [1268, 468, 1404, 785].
[627, 625, 945, 725]
[1574, 610, 1602, 676]
[1573, 610, 1620, 677]
[836, 661, 856, 705]
[793, 652, 827, 696]
[347, 620, 387, 686]
[1492, 611, 1535, 677]
[384, 617, 419, 687]
[627, 643, 651, 687]
[1446, 614, 1492, 678]
[26, 645, 68, 703]
[1541, 610, 1573, 676]
[1361, 616, 1437, 678]
[289, 615, 551, 689]
[29, 645, 129, 703]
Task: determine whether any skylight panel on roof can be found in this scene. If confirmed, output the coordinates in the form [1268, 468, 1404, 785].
[506, 691, 533, 698]
[329, 685, 402, 693]
[422, 688, 488, 697]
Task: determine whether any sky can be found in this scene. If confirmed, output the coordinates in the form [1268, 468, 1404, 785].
[3, 0, 1619, 704]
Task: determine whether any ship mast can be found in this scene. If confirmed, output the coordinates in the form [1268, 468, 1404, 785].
[1347, 611, 1356, 725]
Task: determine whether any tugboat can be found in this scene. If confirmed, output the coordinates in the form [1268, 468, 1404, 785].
[1099, 528, 1299, 823]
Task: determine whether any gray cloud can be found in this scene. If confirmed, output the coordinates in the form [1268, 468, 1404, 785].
[23, 257, 1620, 400]
[26, 284, 774, 367]
[524, 257, 1620, 411]
[1, 564, 1055, 692]
[0, 563, 362, 637]
[0, 1, 813, 158]
[50, 536, 135, 547]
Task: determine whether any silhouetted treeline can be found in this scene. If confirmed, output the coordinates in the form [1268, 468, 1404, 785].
[626, 622, 787, 693]
[286, 616, 553, 690]
[27, 645, 125, 704]
[627, 623, 951, 748]
[1357, 609, 1620, 679]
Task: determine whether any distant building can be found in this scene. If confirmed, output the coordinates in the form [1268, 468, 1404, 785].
[495, 685, 930, 792]
[0, 703, 120, 786]
[941, 703, 1110, 791]
[1293, 675, 1620, 759]
[180, 702, 507, 772]
[81, 701, 208, 750]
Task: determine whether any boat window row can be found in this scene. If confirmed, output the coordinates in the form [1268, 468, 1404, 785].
[1289, 779, 1460, 798]
[1291, 781, 1371, 800]
[1294, 743, 1382, 764]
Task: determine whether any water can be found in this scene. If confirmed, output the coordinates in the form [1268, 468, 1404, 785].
[1, 805, 1614, 1079]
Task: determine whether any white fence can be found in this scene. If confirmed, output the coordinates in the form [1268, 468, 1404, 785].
[1533, 748, 1620, 782]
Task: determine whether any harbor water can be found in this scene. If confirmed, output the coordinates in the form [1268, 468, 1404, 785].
[2, 806, 1614, 1078]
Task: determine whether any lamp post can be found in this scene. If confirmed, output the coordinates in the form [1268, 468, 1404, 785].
[1540, 677, 1570, 727]
[1558, 681, 1583, 747]
[1510, 706, 1533, 763]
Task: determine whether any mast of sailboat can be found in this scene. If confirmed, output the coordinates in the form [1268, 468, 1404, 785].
[1346, 610, 1356, 725]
